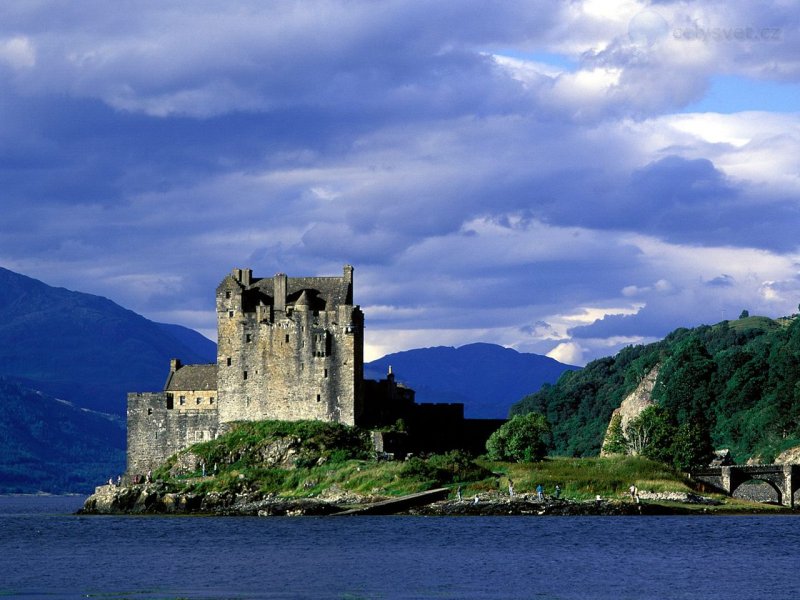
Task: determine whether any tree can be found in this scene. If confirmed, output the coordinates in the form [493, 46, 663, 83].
[602, 413, 627, 455]
[739, 309, 750, 319]
[670, 421, 713, 471]
[486, 413, 551, 462]
[625, 405, 674, 459]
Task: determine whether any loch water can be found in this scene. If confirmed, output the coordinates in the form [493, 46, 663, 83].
[1, 495, 798, 600]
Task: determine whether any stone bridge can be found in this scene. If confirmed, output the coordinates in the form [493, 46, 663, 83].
[692, 464, 800, 507]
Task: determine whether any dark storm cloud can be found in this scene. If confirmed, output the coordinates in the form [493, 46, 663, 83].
[0, 0, 798, 363]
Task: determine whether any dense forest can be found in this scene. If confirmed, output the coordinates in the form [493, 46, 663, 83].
[511, 313, 800, 468]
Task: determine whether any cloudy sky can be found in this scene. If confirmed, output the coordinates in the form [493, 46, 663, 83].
[2, 1, 799, 365]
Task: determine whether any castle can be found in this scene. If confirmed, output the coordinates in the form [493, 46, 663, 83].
[127, 265, 502, 475]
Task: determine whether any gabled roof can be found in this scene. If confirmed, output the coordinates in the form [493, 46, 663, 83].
[165, 364, 218, 392]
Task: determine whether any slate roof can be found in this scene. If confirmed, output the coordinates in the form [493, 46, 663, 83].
[251, 276, 352, 308]
[217, 267, 355, 313]
[164, 364, 218, 392]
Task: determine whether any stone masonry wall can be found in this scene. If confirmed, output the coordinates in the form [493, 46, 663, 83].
[127, 392, 220, 476]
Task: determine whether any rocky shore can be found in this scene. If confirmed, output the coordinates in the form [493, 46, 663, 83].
[79, 483, 727, 517]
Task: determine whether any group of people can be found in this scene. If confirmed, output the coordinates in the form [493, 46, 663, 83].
[122, 470, 153, 486]
[455, 480, 563, 503]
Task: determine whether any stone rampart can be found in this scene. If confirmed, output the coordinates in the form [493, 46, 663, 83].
[127, 392, 220, 477]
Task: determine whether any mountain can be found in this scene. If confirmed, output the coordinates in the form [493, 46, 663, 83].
[0, 266, 218, 493]
[511, 314, 800, 468]
[0, 377, 125, 493]
[0, 266, 217, 416]
[365, 342, 579, 419]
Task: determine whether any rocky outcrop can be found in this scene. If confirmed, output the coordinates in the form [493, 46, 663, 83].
[600, 365, 659, 456]
[79, 483, 345, 516]
[774, 445, 800, 465]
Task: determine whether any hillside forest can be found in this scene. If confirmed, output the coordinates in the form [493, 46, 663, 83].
[511, 314, 800, 469]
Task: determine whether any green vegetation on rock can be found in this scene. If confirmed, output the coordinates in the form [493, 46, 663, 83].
[154, 420, 494, 499]
[145, 419, 705, 508]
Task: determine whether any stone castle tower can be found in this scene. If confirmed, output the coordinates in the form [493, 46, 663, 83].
[216, 265, 364, 425]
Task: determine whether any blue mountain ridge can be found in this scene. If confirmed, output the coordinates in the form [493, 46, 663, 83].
[366, 342, 579, 419]
[0, 266, 216, 416]
[0, 266, 217, 492]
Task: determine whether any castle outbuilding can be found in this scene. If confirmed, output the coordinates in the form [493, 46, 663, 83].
[127, 265, 502, 476]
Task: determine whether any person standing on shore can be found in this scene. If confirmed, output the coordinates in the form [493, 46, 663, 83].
[536, 484, 544, 501]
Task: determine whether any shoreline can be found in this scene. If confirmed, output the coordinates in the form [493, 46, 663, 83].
[78, 483, 797, 517]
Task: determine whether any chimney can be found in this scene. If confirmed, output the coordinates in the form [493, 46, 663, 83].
[232, 268, 252, 286]
[274, 273, 287, 312]
[343, 264, 353, 304]
[170, 358, 182, 373]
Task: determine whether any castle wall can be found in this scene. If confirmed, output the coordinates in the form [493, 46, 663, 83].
[168, 389, 217, 410]
[126, 392, 220, 476]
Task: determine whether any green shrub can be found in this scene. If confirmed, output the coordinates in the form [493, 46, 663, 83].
[486, 413, 551, 462]
[401, 451, 492, 486]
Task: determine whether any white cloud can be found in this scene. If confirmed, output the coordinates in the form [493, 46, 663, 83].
[547, 342, 584, 366]
[0, 36, 35, 69]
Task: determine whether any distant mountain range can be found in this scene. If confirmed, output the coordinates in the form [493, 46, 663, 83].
[366, 343, 579, 419]
[0, 267, 216, 416]
[0, 266, 216, 493]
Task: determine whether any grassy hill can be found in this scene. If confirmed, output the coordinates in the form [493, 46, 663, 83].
[512, 313, 800, 466]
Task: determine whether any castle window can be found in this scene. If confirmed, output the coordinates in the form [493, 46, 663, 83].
[179, 395, 186, 406]
[225, 291, 231, 299]
[246, 334, 252, 343]
[147, 408, 153, 415]
[243, 370, 248, 380]
[226, 357, 232, 366]
[209, 397, 215, 404]
[229, 310, 234, 318]
[316, 394, 321, 402]
[324, 368, 328, 378]
[285, 334, 290, 343]
[196, 397, 201, 405]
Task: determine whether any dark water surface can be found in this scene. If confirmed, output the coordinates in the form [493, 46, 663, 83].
[1, 495, 798, 599]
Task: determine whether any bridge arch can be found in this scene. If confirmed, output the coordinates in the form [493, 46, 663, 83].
[729, 477, 783, 504]
[692, 464, 799, 507]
